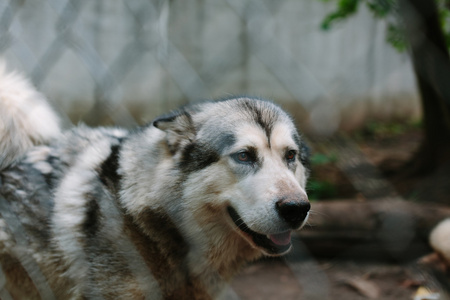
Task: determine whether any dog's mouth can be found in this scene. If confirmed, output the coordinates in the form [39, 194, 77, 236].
[227, 206, 292, 255]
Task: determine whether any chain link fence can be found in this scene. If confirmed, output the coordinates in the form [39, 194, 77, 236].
[1, 0, 418, 130]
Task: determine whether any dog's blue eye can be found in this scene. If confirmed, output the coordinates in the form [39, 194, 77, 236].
[286, 150, 296, 162]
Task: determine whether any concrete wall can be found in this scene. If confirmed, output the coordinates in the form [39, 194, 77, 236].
[1, 0, 419, 133]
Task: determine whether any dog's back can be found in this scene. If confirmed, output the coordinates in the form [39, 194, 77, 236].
[0, 63, 219, 299]
[0, 64, 125, 299]
[0, 120, 138, 298]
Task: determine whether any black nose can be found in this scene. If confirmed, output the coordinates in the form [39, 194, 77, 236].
[275, 196, 310, 229]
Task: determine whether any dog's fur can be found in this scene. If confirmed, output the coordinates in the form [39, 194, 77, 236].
[0, 64, 310, 299]
[0, 62, 61, 170]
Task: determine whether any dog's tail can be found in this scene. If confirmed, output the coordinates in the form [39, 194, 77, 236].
[0, 61, 61, 170]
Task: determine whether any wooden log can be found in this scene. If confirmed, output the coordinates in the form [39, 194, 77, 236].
[293, 199, 450, 260]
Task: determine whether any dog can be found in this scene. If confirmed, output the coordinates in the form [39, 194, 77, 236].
[0, 63, 310, 299]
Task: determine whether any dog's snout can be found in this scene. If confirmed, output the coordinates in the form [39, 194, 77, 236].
[275, 195, 310, 229]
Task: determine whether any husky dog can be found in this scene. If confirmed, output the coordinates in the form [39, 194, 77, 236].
[0, 64, 310, 299]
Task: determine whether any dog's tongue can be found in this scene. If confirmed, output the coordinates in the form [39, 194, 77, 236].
[269, 231, 291, 246]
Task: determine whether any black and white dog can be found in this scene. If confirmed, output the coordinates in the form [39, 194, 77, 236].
[0, 62, 310, 299]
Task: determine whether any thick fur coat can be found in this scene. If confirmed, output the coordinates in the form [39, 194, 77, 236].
[0, 64, 310, 299]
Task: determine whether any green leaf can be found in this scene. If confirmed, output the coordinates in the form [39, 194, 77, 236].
[386, 23, 408, 52]
[320, 0, 361, 30]
[366, 0, 396, 17]
[307, 179, 338, 200]
[310, 153, 338, 165]
[319, 0, 450, 51]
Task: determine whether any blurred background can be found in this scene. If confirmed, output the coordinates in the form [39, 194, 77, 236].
[2, 0, 450, 299]
[0, 0, 420, 130]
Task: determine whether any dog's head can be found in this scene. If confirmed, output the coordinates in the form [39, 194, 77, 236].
[153, 97, 310, 256]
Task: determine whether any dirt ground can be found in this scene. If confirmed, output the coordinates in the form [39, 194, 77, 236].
[230, 258, 426, 300]
[227, 123, 450, 300]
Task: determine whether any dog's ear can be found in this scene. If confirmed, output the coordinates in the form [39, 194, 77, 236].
[153, 111, 196, 153]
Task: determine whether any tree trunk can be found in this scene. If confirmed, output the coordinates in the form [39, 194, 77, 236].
[399, 0, 450, 174]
